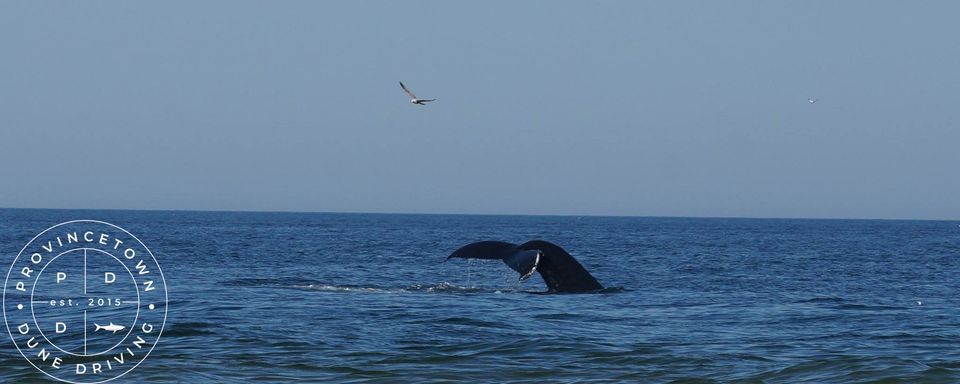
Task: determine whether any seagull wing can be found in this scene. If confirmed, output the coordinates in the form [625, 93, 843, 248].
[399, 81, 418, 99]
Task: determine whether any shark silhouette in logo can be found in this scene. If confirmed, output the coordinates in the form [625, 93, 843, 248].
[94, 323, 126, 333]
[399, 81, 436, 105]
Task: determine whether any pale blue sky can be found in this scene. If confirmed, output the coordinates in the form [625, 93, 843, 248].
[1, 1, 958, 219]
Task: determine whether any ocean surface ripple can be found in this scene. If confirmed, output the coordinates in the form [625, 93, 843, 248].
[1, 210, 958, 383]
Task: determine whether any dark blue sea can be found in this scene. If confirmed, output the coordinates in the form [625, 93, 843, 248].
[1, 209, 959, 383]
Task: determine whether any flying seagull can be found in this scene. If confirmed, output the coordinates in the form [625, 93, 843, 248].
[808, 97, 818, 104]
[399, 81, 436, 105]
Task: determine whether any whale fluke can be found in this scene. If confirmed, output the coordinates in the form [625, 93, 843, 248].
[447, 240, 604, 293]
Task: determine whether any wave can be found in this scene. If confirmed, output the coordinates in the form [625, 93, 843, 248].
[161, 321, 218, 337]
[793, 296, 905, 311]
[223, 278, 506, 294]
[222, 278, 625, 295]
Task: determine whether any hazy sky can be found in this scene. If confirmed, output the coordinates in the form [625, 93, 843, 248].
[1, 2, 958, 219]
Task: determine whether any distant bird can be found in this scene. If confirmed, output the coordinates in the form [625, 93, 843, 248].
[808, 97, 818, 104]
[399, 81, 436, 105]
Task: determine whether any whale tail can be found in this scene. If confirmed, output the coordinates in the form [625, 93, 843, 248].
[447, 240, 604, 293]
[447, 241, 516, 261]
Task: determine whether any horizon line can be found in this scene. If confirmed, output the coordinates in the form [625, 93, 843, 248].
[0, 205, 956, 223]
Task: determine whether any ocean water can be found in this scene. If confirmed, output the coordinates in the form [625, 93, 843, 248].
[1, 209, 958, 383]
